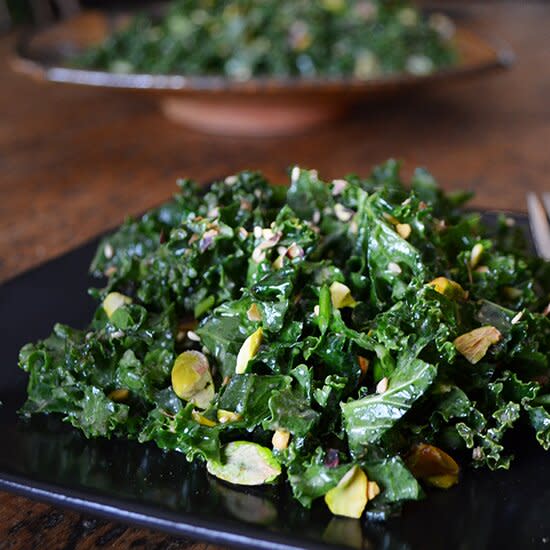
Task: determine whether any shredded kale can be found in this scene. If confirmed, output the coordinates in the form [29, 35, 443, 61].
[74, 0, 457, 79]
[19, 161, 550, 518]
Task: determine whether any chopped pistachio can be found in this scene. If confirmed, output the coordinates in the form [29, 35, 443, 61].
[383, 212, 399, 225]
[376, 377, 389, 394]
[367, 480, 381, 501]
[511, 311, 524, 325]
[470, 243, 484, 268]
[102, 292, 132, 319]
[454, 326, 502, 364]
[331, 179, 348, 195]
[429, 13, 455, 40]
[108, 388, 129, 402]
[247, 303, 262, 322]
[287, 242, 304, 259]
[171, 350, 214, 409]
[272, 254, 284, 270]
[207, 441, 281, 486]
[396, 223, 412, 239]
[103, 243, 114, 259]
[428, 277, 468, 301]
[252, 246, 267, 263]
[330, 281, 357, 309]
[187, 330, 201, 342]
[272, 429, 290, 450]
[324, 466, 369, 518]
[405, 443, 459, 489]
[192, 410, 217, 427]
[217, 409, 242, 424]
[387, 262, 402, 274]
[236, 328, 263, 374]
[334, 204, 354, 222]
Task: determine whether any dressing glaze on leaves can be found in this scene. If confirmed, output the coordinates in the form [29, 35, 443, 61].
[19, 161, 550, 519]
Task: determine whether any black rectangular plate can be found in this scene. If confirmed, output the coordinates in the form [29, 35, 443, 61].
[1, 213, 549, 550]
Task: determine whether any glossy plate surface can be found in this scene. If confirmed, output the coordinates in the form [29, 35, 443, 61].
[1, 212, 549, 549]
[11, 11, 513, 136]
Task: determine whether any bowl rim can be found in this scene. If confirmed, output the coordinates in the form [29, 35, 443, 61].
[11, 11, 514, 96]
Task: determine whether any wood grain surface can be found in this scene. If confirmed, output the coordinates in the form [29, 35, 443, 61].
[1, 2, 549, 549]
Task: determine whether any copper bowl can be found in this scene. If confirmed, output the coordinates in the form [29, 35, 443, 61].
[12, 11, 513, 136]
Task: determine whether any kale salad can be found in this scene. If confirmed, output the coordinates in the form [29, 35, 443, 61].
[19, 162, 550, 519]
[76, 0, 457, 80]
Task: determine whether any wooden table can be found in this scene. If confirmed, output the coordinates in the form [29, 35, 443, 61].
[1, 3, 549, 548]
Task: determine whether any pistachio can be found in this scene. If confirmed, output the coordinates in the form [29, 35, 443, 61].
[405, 443, 459, 489]
[103, 243, 114, 260]
[207, 441, 281, 486]
[324, 466, 369, 518]
[252, 246, 267, 263]
[472, 446, 483, 461]
[470, 243, 484, 268]
[236, 328, 263, 374]
[108, 388, 129, 402]
[102, 292, 132, 319]
[387, 262, 402, 274]
[187, 330, 201, 342]
[428, 13, 455, 39]
[428, 277, 468, 301]
[272, 429, 290, 450]
[376, 377, 389, 394]
[334, 204, 354, 222]
[383, 212, 399, 225]
[511, 311, 524, 325]
[287, 242, 304, 259]
[246, 303, 262, 322]
[366, 480, 381, 501]
[217, 409, 242, 424]
[171, 350, 215, 409]
[330, 281, 357, 309]
[192, 410, 217, 427]
[272, 254, 285, 270]
[454, 326, 502, 364]
[331, 179, 348, 196]
[396, 223, 412, 240]
[104, 266, 117, 277]
[398, 7, 418, 26]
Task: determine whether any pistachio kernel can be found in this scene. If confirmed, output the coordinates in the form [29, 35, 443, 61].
[470, 243, 484, 268]
[236, 328, 263, 374]
[454, 326, 502, 364]
[102, 292, 132, 319]
[217, 409, 242, 424]
[324, 466, 368, 519]
[396, 223, 412, 239]
[428, 277, 468, 301]
[272, 429, 291, 450]
[330, 281, 357, 309]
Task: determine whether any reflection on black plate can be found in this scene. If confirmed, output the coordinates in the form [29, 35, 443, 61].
[1, 213, 549, 549]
